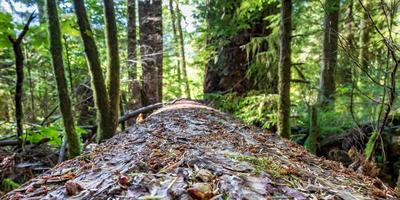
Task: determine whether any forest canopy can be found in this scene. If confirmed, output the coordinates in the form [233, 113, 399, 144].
[1, 0, 400, 196]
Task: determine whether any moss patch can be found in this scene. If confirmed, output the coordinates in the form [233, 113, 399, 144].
[233, 155, 285, 178]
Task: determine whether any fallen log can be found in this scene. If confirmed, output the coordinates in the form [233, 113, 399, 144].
[1, 100, 398, 199]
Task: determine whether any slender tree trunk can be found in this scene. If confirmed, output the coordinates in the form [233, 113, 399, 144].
[72, 0, 114, 142]
[37, 0, 46, 23]
[127, 0, 137, 80]
[359, 0, 370, 71]
[168, 0, 182, 97]
[103, 0, 121, 132]
[46, 0, 82, 158]
[304, 105, 318, 154]
[340, 0, 353, 84]
[319, 0, 340, 106]
[63, 35, 74, 91]
[127, 0, 143, 109]
[175, 0, 190, 99]
[26, 50, 35, 121]
[139, 0, 163, 104]
[8, 13, 35, 140]
[277, 0, 292, 139]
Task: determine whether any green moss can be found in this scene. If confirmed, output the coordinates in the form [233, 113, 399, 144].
[1, 178, 20, 192]
[365, 131, 378, 160]
[233, 154, 285, 178]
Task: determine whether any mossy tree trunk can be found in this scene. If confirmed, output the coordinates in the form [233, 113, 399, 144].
[127, 0, 143, 110]
[168, 0, 182, 97]
[175, 0, 191, 99]
[277, 0, 292, 139]
[8, 13, 35, 141]
[359, 0, 371, 71]
[36, 0, 46, 23]
[103, 0, 121, 133]
[127, 0, 137, 80]
[340, 0, 353, 84]
[319, 0, 340, 106]
[304, 105, 318, 154]
[139, 0, 163, 104]
[46, 0, 82, 157]
[72, 0, 114, 142]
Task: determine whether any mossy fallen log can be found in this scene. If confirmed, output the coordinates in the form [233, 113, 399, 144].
[2, 100, 398, 199]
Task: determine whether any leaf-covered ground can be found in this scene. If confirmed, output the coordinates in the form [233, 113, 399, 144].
[2, 100, 398, 199]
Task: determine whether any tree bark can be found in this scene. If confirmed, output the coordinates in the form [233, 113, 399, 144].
[127, 0, 143, 110]
[277, 0, 292, 139]
[127, 0, 137, 80]
[36, 0, 46, 23]
[319, 0, 340, 106]
[72, 0, 114, 142]
[63, 35, 74, 91]
[139, 0, 163, 104]
[3, 101, 397, 200]
[204, 3, 278, 95]
[8, 13, 35, 140]
[359, 0, 370, 71]
[47, 0, 82, 158]
[340, 0, 353, 84]
[175, 0, 191, 99]
[103, 0, 121, 133]
[168, 0, 182, 97]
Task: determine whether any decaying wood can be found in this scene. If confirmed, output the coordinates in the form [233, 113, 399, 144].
[2, 100, 397, 199]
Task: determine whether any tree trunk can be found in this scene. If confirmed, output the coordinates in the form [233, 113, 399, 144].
[139, 0, 163, 104]
[175, 0, 191, 99]
[359, 0, 370, 71]
[127, 0, 137, 80]
[63, 35, 74, 91]
[319, 0, 340, 106]
[36, 0, 46, 23]
[103, 0, 121, 133]
[340, 0, 353, 84]
[72, 0, 114, 142]
[127, 0, 143, 111]
[3, 100, 397, 200]
[304, 105, 319, 154]
[168, 0, 182, 97]
[204, 3, 278, 95]
[46, 0, 82, 158]
[8, 13, 35, 140]
[277, 0, 292, 139]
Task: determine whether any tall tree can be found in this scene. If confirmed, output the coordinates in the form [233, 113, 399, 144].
[139, 0, 163, 104]
[340, 0, 354, 84]
[175, 0, 191, 99]
[103, 0, 121, 132]
[72, 0, 114, 142]
[127, 0, 143, 109]
[319, 0, 340, 106]
[203, 1, 278, 95]
[37, 0, 46, 23]
[8, 13, 35, 140]
[277, 0, 292, 139]
[168, 0, 183, 97]
[359, 0, 370, 70]
[46, 0, 81, 157]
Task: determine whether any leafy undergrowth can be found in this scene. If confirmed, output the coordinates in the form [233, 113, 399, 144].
[2, 100, 398, 199]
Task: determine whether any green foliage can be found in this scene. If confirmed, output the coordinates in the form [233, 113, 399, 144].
[1, 178, 20, 192]
[207, 92, 278, 129]
[22, 124, 86, 148]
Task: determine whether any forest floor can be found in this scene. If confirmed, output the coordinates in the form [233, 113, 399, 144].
[1, 100, 399, 199]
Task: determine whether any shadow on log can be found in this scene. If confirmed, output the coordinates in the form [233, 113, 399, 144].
[2, 100, 398, 199]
